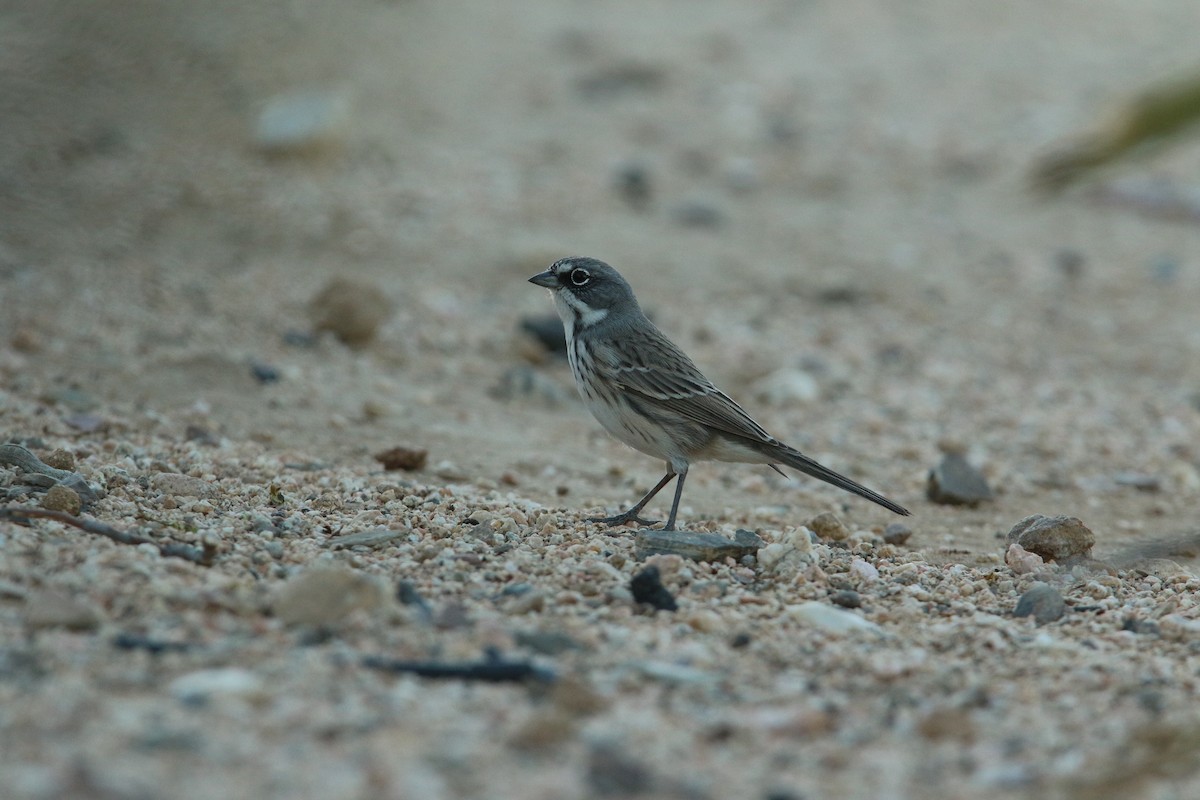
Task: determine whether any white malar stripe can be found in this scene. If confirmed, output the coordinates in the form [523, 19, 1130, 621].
[555, 289, 609, 328]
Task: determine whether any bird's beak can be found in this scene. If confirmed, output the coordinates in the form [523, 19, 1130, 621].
[528, 268, 559, 289]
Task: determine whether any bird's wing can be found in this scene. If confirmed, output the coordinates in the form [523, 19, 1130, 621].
[592, 324, 777, 445]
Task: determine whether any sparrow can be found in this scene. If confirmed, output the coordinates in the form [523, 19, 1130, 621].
[529, 256, 910, 530]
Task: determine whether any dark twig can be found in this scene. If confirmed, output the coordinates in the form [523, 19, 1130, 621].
[0, 506, 217, 566]
[113, 633, 195, 654]
[361, 647, 555, 684]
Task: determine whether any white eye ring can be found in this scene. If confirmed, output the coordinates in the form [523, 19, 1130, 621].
[569, 268, 591, 286]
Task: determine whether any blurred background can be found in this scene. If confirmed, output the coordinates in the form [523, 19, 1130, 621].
[2, 0, 1199, 523]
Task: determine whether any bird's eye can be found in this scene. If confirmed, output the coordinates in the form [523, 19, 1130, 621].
[569, 268, 591, 286]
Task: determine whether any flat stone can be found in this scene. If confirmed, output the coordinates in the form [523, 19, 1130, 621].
[635, 528, 764, 562]
[1006, 514, 1095, 562]
[328, 527, 404, 550]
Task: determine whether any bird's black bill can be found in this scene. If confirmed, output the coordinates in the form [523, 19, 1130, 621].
[528, 269, 559, 288]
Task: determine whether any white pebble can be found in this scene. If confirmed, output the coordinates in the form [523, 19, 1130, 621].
[786, 601, 882, 634]
[169, 668, 263, 703]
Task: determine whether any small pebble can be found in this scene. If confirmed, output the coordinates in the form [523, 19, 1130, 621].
[254, 89, 351, 154]
[514, 629, 582, 655]
[786, 601, 881, 634]
[41, 485, 81, 515]
[151, 473, 214, 499]
[883, 522, 913, 545]
[1013, 582, 1066, 624]
[829, 589, 862, 609]
[849, 559, 879, 583]
[673, 200, 725, 229]
[808, 512, 850, 542]
[273, 566, 385, 627]
[613, 160, 652, 210]
[250, 362, 280, 384]
[575, 62, 665, 99]
[757, 527, 814, 578]
[1113, 472, 1161, 492]
[587, 742, 656, 797]
[433, 460, 468, 481]
[42, 449, 75, 471]
[169, 668, 264, 704]
[927, 452, 993, 506]
[630, 566, 677, 611]
[309, 277, 393, 347]
[328, 527, 403, 549]
[374, 446, 428, 471]
[752, 367, 820, 406]
[1005, 543, 1045, 574]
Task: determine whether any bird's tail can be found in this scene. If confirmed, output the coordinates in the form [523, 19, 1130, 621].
[767, 442, 911, 516]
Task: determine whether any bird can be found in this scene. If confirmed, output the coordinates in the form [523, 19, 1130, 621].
[528, 256, 911, 531]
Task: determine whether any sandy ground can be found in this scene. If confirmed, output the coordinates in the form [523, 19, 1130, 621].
[3, 2, 1200, 798]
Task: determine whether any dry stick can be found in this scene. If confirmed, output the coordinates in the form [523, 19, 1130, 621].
[0, 506, 216, 566]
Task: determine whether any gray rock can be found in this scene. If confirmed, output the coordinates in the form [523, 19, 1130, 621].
[635, 528, 764, 562]
[883, 522, 913, 546]
[927, 453, 993, 505]
[1013, 582, 1066, 624]
[1006, 514, 1095, 562]
[829, 589, 862, 609]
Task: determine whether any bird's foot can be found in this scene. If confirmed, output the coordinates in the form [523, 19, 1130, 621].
[587, 510, 660, 528]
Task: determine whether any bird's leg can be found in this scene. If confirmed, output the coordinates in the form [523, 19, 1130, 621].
[663, 467, 688, 531]
[588, 471, 676, 527]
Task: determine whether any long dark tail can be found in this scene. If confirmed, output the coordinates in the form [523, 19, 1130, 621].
[769, 443, 910, 516]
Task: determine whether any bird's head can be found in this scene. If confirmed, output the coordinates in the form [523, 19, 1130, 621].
[528, 257, 640, 326]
